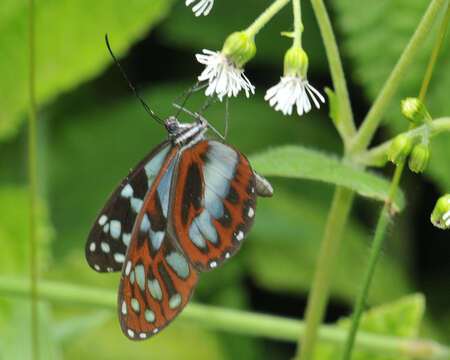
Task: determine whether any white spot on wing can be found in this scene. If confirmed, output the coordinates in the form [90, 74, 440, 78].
[225, 252, 230, 259]
[100, 241, 110, 253]
[236, 231, 244, 241]
[114, 253, 125, 263]
[139, 333, 147, 339]
[121, 184, 133, 198]
[122, 233, 131, 247]
[248, 207, 254, 218]
[109, 220, 121, 239]
[98, 215, 108, 226]
[125, 261, 132, 276]
[127, 329, 135, 338]
[89, 242, 96, 252]
[94, 264, 100, 271]
[131, 198, 143, 213]
[103, 223, 110, 233]
[153, 328, 159, 334]
[210, 261, 217, 268]
[141, 213, 150, 233]
[121, 301, 127, 315]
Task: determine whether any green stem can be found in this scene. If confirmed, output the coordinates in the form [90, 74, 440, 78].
[292, 0, 303, 48]
[357, 117, 450, 166]
[310, 0, 356, 146]
[419, 4, 449, 101]
[0, 276, 448, 359]
[296, 186, 355, 360]
[28, 0, 39, 359]
[348, 0, 447, 156]
[340, 163, 404, 360]
[341, 9, 449, 358]
[244, 0, 290, 38]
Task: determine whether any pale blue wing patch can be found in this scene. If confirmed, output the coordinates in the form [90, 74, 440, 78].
[144, 145, 171, 188]
[157, 156, 176, 218]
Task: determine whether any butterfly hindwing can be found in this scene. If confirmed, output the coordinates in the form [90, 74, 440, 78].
[168, 139, 257, 272]
[85, 141, 172, 273]
[118, 147, 198, 340]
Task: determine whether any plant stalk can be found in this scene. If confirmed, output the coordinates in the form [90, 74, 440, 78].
[356, 117, 450, 166]
[296, 186, 355, 360]
[348, 0, 447, 156]
[28, 0, 39, 358]
[245, 0, 290, 38]
[0, 276, 448, 360]
[340, 162, 404, 360]
[292, 0, 303, 48]
[310, 0, 356, 145]
[341, 7, 449, 358]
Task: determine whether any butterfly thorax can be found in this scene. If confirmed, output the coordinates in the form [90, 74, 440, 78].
[165, 116, 208, 148]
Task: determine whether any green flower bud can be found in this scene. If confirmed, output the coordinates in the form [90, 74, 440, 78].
[401, 97, 429, 124]
[430, 194, 450, 230]
[408, 144, 430, 173]
[222, 32, 256, 67]
[388, 134, 413, 165]
[283, 46, 308, 78]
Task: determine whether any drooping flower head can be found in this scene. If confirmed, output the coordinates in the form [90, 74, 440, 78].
[265, 46, 325, 116]
[186, 0, 214, 17]
[196, 32, 256, 101]
[430, 194, 450, 230]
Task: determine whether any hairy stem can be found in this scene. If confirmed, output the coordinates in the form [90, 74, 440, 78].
[419, 4, 449, 101]
[296, 186, 355, 360]
[28, 0, 39, 358]
[357, 117, 450, 166]
[245, 0, 290, 38]
[348, 0, 447, 156]
[310, 0, 356, 145]
[341, 8, 449, 358]
[0, 276, 448, 359]
[292, 0, 303, 48]
[340, 163, 404, 360]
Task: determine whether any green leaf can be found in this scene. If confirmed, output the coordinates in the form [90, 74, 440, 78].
[314, 294, 425, 360]
[0, 0, 175, 139]
[246, 188, 413, 304]
[0, 186, 52, 274]
[249, 145, 405, 211]
[332, 1, 450, 190]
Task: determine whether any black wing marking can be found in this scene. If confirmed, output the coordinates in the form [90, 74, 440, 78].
[85, 140, 171, 272]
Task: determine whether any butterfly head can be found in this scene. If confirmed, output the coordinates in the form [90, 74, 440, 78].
[165, 116, 208, 147]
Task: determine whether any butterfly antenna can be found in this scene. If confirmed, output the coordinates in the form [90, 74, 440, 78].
[172, 103, 225, 141]
[105, 34, 164, 125]
[173, 82, 208, 118]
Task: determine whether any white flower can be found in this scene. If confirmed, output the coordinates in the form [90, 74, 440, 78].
[186, 0, 214, 17]
[264, 76, 325, 116]
[196, 49, 255, 101]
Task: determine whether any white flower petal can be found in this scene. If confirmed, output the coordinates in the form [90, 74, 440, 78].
[265, 76, 325, 116]
[195, 49, 255, 101]
[186, 0, 214, 16]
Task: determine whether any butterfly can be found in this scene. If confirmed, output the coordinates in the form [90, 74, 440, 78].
[85, 106, 273, 340]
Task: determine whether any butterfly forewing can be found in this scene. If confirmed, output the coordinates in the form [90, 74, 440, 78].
[85, 141, 171, 272]
[118, 147, 198, 340]
[168, 139, 257, 272]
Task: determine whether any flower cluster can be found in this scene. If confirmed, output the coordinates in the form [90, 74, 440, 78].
[194, 34, 324, 116]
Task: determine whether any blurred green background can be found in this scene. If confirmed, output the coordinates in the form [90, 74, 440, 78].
[0, 0, 449, 359]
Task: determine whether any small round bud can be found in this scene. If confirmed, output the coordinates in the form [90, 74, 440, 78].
[222, 32, 256, 67]
[430, 194, 450, 230]
[401, 97, 428, 124]
[283, 47, 308, 78]
[388, 134, 413, 165]
[408, 144, 430, 173]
